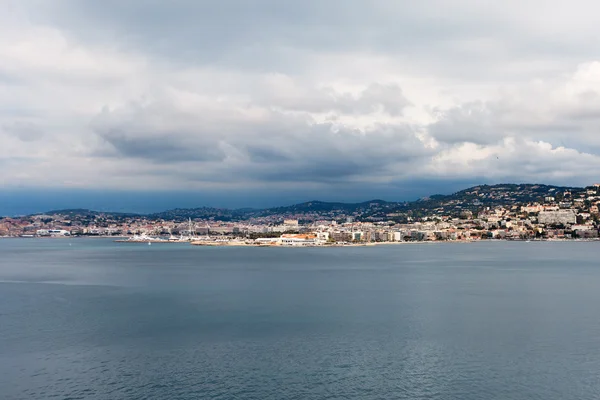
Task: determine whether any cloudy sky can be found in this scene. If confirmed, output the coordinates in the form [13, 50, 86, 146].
[1, 0, 600, 213]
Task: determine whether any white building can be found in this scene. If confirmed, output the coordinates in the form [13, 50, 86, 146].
[36, 229, 71, 237]
[279, 237, 321, 246]
[538, 210, 577, 225]
[316, 232, 330, 241]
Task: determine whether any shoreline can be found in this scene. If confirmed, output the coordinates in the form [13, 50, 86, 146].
[3, 236, 599, 246]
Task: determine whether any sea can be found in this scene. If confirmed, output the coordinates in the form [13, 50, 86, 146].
[1, 238, 600, 399]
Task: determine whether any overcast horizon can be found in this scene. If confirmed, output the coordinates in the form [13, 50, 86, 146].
[0, 180, 589, 216]
[2, 1, 600, 215]
[0, 180, 482, 215]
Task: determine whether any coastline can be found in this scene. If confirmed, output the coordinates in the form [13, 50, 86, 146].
[4, 236, 598, 247]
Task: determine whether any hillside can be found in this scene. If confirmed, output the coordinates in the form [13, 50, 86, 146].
[249, 184, 581, 221]
[38, 208, 141, 218]
[393, 183, 581, 221]
[36, 183, 585, 222]
[148, 207, 253, 221]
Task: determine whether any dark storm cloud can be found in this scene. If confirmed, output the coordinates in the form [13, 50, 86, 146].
[96, 128, 226, 162]
[90, 94, 431, 185]
[428, 102, 501, 145]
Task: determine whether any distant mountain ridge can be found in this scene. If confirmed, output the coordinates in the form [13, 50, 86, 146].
[40, 208, 141, 217]
[32, 183, 585, 222]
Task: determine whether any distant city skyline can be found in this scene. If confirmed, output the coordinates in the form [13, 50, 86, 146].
[2, 1, 600, 212]
[3, 183, 598, 244]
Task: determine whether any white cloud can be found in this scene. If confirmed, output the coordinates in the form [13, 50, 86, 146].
[2, 0, 600, 196]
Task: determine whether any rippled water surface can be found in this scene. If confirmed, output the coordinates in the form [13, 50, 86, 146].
[1, 238, 600, 399]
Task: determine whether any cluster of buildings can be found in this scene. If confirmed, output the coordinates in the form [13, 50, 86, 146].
[2, 185, 600, 244]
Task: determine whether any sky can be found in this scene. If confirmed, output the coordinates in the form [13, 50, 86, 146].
[1, 0, 600, 214]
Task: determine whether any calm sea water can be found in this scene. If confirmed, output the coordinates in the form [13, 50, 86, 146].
[1, 239, 600, 399]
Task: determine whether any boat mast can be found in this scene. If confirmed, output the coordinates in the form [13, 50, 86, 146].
[189, 218, 195, 239]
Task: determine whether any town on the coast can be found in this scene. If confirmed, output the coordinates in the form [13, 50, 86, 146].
[2, 184, 600, 246]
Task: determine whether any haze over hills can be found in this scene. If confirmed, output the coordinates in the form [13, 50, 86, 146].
[42, 209, 142, 218]
[27, 183, 584, 222]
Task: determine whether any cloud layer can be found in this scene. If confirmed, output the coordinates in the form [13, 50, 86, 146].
[2, 0, 600, 200]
